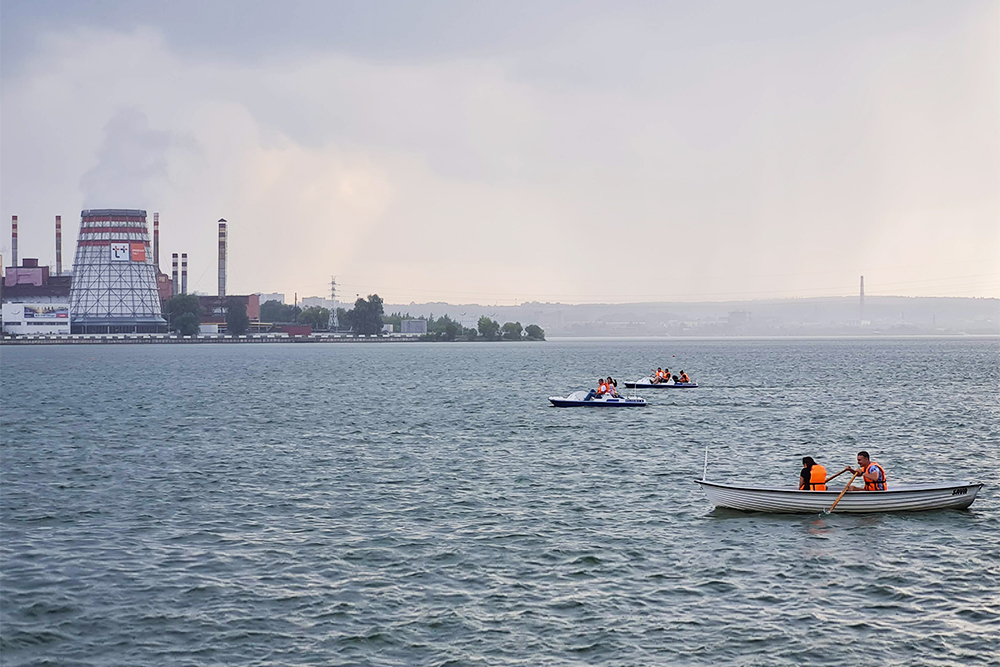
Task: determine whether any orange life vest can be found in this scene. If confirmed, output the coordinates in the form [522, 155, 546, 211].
[800, 464, 827, 491]
[598, 382, 608, 395]
[680, 373, 690, 383]
[657, 370, 664, 379]
[863, 462, 887, 491]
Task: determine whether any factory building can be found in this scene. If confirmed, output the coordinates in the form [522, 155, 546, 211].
[3, 215, 72, 335]
[68, 209, 167, 333]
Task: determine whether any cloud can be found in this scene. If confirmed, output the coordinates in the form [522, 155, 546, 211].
[0, 6, 997, 302]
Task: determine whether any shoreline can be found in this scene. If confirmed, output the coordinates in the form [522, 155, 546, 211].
[0, 333, 423, 345]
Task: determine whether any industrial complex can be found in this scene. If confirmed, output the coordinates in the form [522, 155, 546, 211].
[1, 210, 261, 337]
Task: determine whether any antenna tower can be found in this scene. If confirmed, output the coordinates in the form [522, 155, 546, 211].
[328, 276, 338, 329]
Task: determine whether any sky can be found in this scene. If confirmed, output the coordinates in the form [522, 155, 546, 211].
[1, 0, 997, 304]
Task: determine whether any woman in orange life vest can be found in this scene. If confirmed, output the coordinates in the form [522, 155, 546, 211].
[845, 450, 887, 491]
[799, 457, 828, 491]
[605, 377, 619, 398]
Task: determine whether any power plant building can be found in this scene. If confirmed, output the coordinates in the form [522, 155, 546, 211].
[68, 209, 167, 333]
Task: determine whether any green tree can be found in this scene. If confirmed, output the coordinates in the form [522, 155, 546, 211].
[501, 321, 523, 340]
[174, 312, 201, 336]
[478, 316, 500, 340]
[226, 298, 250, 336]
[463, 327, 479, 341]
[350, 294, 384, 335]
[525, 324, 545, 340]
[298, 306, 330, 330]
[260, 300, 300, 323]
[163, 294, 202, 334]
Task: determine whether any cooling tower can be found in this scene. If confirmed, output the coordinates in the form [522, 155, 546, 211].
[69, 209, 168, 333]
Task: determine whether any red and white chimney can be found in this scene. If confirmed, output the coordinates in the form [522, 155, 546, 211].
[55, 215, 63, 275]
[218, 219, 227, 297]
[153, 212, 160, 271]
[11, 215, 18, 267]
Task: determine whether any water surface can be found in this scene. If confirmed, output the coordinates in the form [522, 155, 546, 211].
[2, 338, 998, 665]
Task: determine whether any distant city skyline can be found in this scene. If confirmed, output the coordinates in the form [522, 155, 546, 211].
[1, 0, 997, 303]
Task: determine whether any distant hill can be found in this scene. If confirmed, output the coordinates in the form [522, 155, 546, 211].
[382, 296, 999, 336]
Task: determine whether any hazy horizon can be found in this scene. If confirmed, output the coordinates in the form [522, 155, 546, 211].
[2, 0, 997, 304]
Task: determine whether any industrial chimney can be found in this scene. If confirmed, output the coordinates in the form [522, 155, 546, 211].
[153, 212, 160, 271]
[172, 253, 179, 296]
[55, 215, 63, 275]
[181, 253, 188, 294]
[11, 215, 17, 267]
[218, 219, 227, 297]
[860, 275, 865, 323]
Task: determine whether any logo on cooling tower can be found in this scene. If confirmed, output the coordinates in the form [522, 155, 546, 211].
[110, 242, 130, 261]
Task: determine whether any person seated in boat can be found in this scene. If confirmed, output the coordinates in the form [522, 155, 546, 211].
[845, 451, 887, 491]
[679, 371, 691, 383]
[585, 378, 609, 401]
[652, 368, 664, 384]
[606, 376, 619, 398]
[799, 456, 827, 491]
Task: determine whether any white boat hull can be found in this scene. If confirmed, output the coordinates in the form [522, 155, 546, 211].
[696, 480, 983, 513]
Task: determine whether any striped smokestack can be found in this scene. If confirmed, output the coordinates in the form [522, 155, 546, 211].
[172, 253, 179, 296]
[55, 215, 62, 275]
[181, 253, 188, 294]
[153, 212, 160, 271]
[11, 215, 17, 266]
[218, 219, 227, 297]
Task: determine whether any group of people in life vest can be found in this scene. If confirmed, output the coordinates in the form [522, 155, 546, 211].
[585, 376, 620, 401]
[799, 451, 887, 492]
[650, 368, 690, 384]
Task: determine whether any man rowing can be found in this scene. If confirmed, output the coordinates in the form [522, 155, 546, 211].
[844, 451, 887, 491]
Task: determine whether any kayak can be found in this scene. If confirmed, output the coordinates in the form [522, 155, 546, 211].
[549, 390, 647, 407]
[625, 377, 698, 388]
[695, 479, 983, 513]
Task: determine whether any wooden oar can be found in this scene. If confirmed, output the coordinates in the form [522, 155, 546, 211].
[824, 468, 850, 484]
[825, 470, 860, 514]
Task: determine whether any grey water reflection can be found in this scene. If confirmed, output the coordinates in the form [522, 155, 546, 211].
[1, 338, 998, 666]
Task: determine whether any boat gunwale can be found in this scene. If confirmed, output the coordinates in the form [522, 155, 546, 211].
[695, 479, 983, 496]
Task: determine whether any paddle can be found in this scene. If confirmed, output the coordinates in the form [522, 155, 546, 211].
[824, 470, 860, 514]
[823, 468, 850, 484]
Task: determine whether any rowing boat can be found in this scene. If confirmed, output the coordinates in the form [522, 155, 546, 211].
[695, 479, 983, 513]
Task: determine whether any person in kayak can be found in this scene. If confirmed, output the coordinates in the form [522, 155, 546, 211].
[845, 451, 887, 491]
[799, 457, 828, 490]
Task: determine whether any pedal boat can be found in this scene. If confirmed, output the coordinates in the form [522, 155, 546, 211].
[695, 479, 983, 513]
[625, 377, 698, 389]
[549, 391, 647, 407]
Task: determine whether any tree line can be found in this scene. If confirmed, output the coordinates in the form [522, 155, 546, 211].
[163, 293, 545, 341]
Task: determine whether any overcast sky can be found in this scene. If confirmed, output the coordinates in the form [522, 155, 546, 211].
[1, 0, 997, 303]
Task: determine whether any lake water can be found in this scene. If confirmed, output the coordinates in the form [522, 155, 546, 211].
[2, 338, 999, 665]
